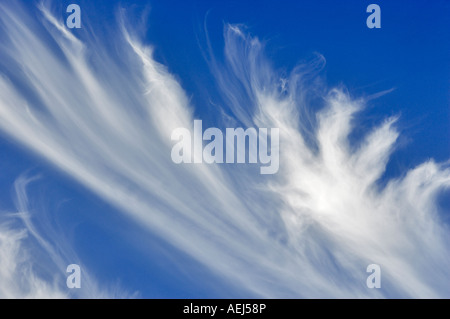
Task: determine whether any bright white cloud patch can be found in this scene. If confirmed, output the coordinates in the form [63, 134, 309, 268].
[0, 2, 448, 298]
[0, 224, 66, 299]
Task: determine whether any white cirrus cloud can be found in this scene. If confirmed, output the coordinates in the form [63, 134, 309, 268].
[0, 1, 448, 298]
[0, 174, 134, 298]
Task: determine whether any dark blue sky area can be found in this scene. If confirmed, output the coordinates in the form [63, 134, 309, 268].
[142, 0, 449, 164]
[65, 0, 449, 166]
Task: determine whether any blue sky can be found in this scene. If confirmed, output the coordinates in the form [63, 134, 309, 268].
[0, 0, 448, 298]
[142, 0, 450, 174]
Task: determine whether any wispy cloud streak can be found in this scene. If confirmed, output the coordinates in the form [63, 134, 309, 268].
[0, 1, 448, 298]
[0, 175, 132, 298]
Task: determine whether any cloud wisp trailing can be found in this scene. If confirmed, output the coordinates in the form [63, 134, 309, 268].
[0, 2, 449, 298]
[0, 175, 133, 298]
